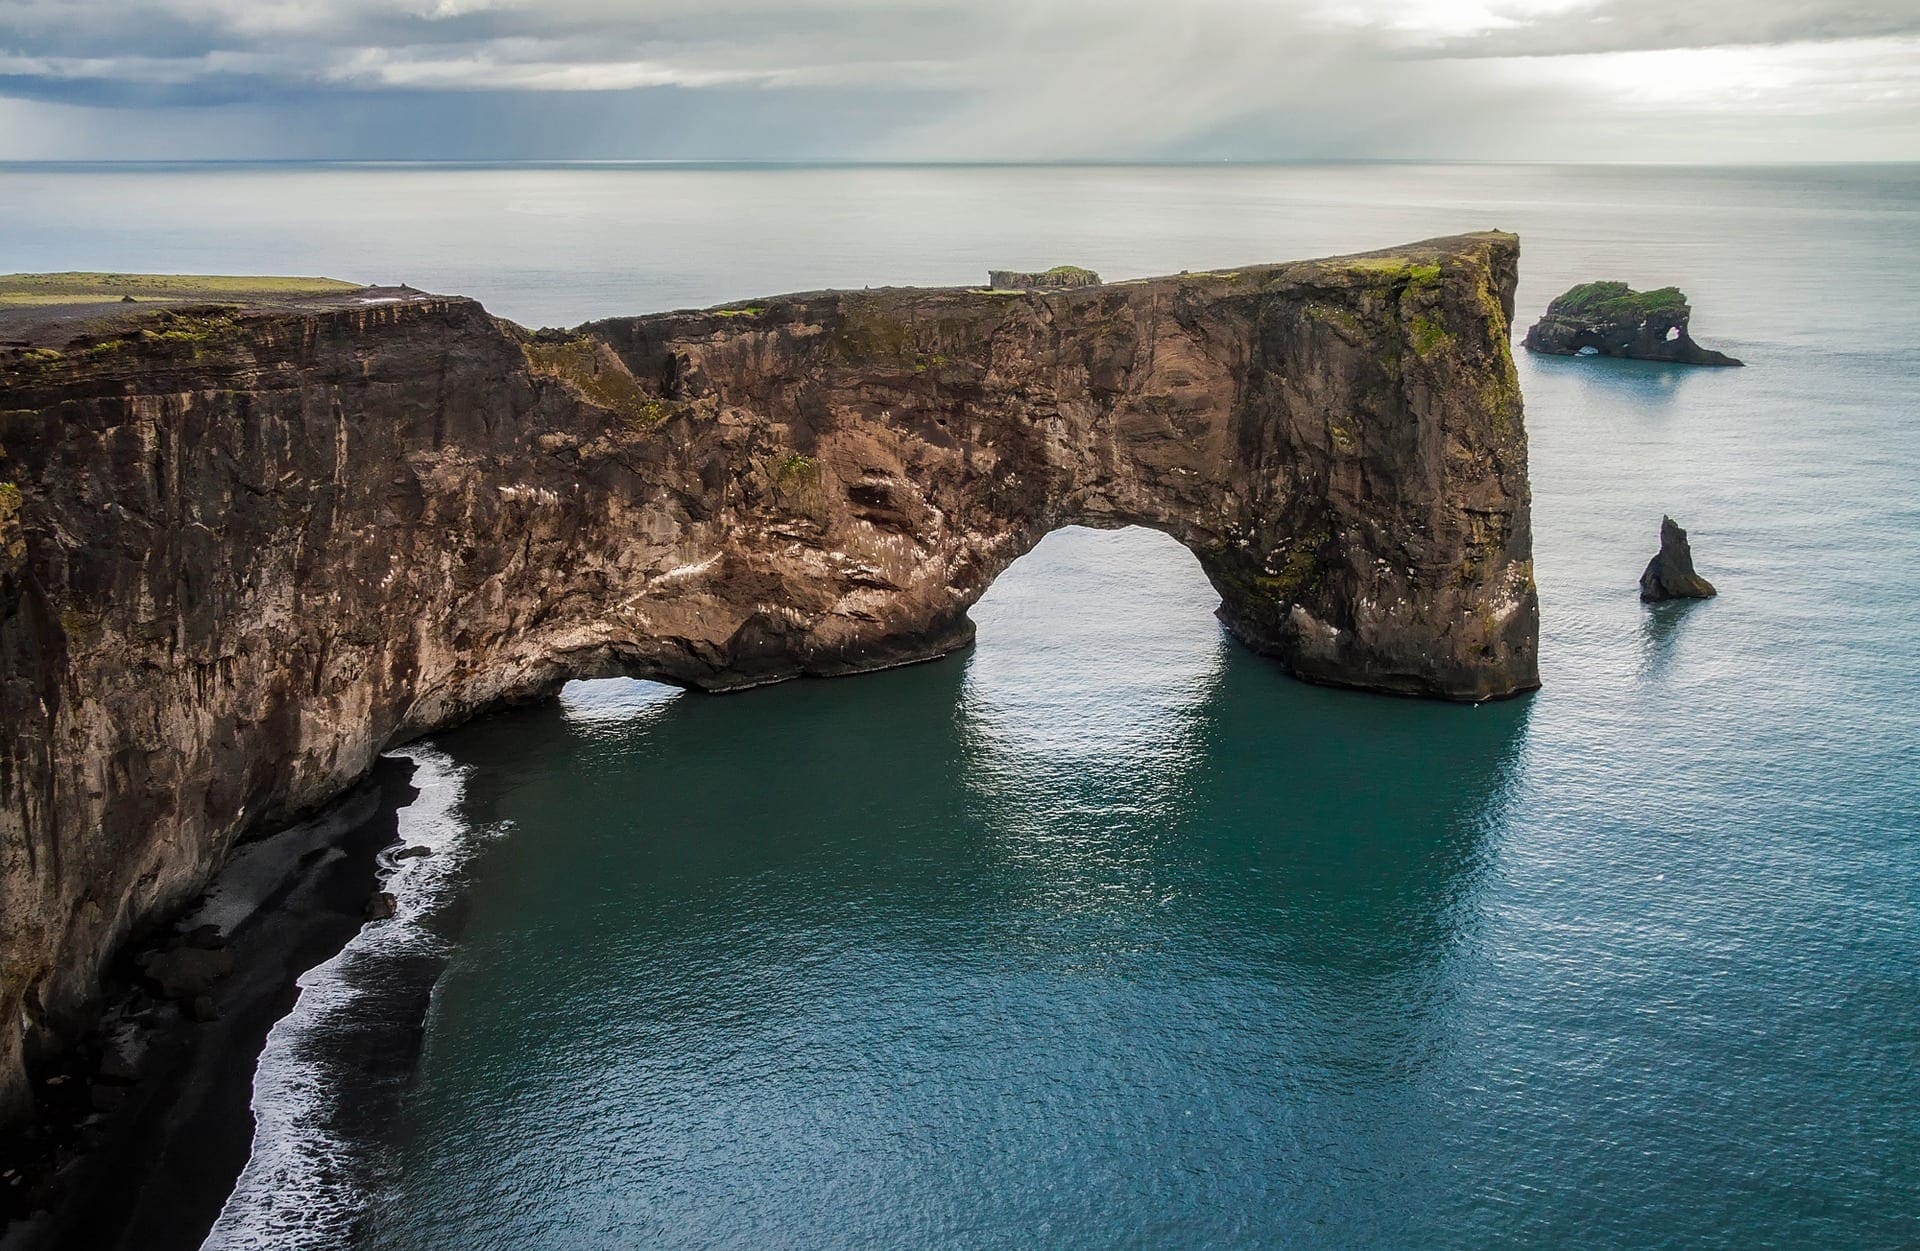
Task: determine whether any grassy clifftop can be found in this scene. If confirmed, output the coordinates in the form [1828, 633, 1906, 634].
[0, 272, 361, 307]
[1545, 280, 1688, 324]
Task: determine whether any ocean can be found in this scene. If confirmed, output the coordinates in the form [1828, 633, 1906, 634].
[6, 162, 1916, 1248]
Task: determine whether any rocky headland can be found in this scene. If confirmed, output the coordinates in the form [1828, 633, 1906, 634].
[1523, 281, 1742, 366]
[0, 233, 1537, 1156]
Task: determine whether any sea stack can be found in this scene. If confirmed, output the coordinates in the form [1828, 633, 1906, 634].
[1640, 517, 1718, 601]
[1524, 282, 1742, 366]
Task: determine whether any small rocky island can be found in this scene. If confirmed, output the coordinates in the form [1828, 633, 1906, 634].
[986, 264, 1101, 290]
[1640, 517, 1718, 601]
[1524, 281, 1742, 366]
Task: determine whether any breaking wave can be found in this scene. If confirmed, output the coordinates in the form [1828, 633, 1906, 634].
[200, 745, 487, 1250]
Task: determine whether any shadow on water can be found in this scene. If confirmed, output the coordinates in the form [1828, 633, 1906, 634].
[1638, 596, 1711, 682]
[438, 636, 1532, 997]
[1522, 351, 1707, 412]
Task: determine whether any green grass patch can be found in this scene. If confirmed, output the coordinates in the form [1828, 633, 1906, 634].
[1410, 313, 1452, 356]
[772, 452, 819, 482]
[523, 338, 673, 430]
[712, 305, 766, 319]
[0, 272, 360, 307]
[1343, 257, 1413, 278]
[1546, 281, 1688, 324]
[133, 309, 246, 356]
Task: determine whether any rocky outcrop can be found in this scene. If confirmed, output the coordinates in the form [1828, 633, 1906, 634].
[1640, 516, 1717, 601]
[0, 232, 1537, 1127]
[1523, 281, 1742, 366]
[987, 266, 1101, 290]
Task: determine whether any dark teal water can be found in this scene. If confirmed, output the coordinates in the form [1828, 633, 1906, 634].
[13, 162, 1911, 1248]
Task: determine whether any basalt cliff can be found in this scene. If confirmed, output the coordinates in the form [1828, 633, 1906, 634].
[0, 232, 1537, 1128]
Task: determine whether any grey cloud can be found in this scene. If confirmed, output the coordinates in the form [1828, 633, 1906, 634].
[0, 0, 1915, 160]
[4, 0, 1917, 100]
[1412, 0, 1920, 58]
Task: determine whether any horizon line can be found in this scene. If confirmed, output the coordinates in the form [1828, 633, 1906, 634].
[2, 157, 1917, 171]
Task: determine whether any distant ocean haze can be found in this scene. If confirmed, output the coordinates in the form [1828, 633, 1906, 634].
[8, 162, 1911, 1249]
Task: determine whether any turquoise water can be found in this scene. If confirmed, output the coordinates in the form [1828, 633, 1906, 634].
[6, 163, 1916, 1247]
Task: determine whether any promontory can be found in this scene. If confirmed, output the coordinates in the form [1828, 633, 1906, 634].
[0, 232, 1538, 1129]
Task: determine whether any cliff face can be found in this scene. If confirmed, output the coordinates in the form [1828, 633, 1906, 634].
[0, 232, 1536, 1124]
[987, 266, 1102, 290]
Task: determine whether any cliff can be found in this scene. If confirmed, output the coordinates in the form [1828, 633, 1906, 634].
[1522, 281, 1742, 366]
[987, 266, 1102, 290]
[0, 232, 1537, 1127]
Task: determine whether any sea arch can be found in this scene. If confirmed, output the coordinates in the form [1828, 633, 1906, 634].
[561, 229, 1537, 701]
[0, 231, 1536, 1120]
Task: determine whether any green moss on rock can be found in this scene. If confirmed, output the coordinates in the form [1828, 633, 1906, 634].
[1305, 304, 1362, 335]
[0, 481, 23, 560]
[772, 452, 819, 483]
[523, 337, 672, 430]
[1410, 313, 1452, 356]
[1547, 281, 1688, 324]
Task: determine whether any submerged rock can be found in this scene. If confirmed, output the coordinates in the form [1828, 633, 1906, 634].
[1524, 281, 1742, 366]
[1640, 517, 1718, 601]
[364, 891, 398, 922]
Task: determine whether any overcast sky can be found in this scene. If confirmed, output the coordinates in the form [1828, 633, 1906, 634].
[1, 0, 1916, 161]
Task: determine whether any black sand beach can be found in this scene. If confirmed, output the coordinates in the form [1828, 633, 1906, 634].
[0, 757, 419, 1251]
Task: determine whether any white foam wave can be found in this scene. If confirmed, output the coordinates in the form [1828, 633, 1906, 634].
[200, 744, 484, 1250]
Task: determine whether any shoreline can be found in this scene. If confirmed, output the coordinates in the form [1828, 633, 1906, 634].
[201, 744, 479, 1250]
[0, 757, 421, 1251]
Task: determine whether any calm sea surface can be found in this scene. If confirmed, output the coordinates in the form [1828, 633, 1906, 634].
[7, 163, 1918, 1248]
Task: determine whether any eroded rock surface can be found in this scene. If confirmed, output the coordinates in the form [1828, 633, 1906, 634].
[1523, 281, 1742, 366]
[987, 266, 1102, 290]
[0, 232, 1537, 1125]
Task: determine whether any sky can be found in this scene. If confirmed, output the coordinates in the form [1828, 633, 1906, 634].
[0, 0, 1916, 162]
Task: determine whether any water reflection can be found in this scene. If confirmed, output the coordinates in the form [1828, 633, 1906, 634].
[372, 528, 1533, 1251]
[1637, 597, 1711, 683]
[1523, 352, 1703, 412]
